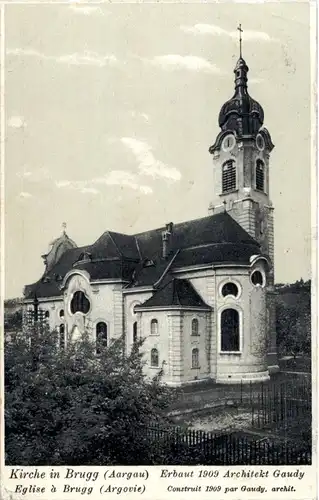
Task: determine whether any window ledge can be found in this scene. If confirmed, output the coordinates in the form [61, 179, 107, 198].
[191, 366, 201, 370]
[149, 365, 160, 369]
[150, 334, 160, 337]
[191, 334, 200, 337]
[219, 351, 242, 355]
[220, 189, 238, 196]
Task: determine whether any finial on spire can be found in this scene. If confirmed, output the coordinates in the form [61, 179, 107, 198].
[62, 222, 67, 234]
[237, 24, 243, 58]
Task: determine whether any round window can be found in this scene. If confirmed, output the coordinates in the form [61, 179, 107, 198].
[251, 270, 264, 287]
[221, 282, 239, 298]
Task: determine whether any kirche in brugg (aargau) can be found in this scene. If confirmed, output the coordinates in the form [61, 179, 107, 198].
[23, 27, 279, 386]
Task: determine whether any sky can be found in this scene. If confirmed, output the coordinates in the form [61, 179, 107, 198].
[4, 2, 312, 298]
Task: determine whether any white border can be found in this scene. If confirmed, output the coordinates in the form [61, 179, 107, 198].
[0, 3, 317, 500]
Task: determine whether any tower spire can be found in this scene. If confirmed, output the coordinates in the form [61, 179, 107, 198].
[237, 24, 243, 58]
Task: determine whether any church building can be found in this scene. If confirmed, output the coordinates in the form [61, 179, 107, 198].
[23, 39, 279, 385]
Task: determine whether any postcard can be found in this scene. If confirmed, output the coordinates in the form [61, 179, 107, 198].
[1, 1, 317, 499]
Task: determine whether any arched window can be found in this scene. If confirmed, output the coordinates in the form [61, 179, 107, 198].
[221, 309, 240, 352]
[251, 270, 264, 287]
[59, 324, 65, 349]
[150, 319, 158, 336]
[133, 321, 138, 343]
[151, 348, 159, 367]
[96, 322, 107, 354]
[256, 160, 265, 192]
[192, 348, 199, 369]
[70, 291, 90, 315]
[222, 160, 236, 193]
[59, 309, 64, 318]
[191, 318, 199, 336]
[221, 282, 239, 298]
[45, 310, 50, 319]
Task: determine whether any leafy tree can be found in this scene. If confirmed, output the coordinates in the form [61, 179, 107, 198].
[5, 323, 176, 465]
[276, 299, 311, 359]
[4, 309, 22, 332]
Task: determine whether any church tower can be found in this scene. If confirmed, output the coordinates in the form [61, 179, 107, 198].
[208, 26, 279, 372]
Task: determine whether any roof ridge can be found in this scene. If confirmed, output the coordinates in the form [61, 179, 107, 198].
[153, 250, 180, 288]
[174, 278, 182, 306]
[134, 236, 143, 261]
[133, 211, 227, 237]
[106, 231, 123, 258]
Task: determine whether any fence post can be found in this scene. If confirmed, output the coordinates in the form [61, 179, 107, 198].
[252, 401, 254, 427]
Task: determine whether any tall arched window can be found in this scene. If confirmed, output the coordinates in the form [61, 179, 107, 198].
[192, 348, 199, 369]
[133, 321, 138, 343]
[256, 160, 265, 192]
[191, 318, 199, 336]
[221, 309, 240, 352]
[222, 160, 236, 193]
[150, 319, 158, 336]
[59, 324, 65, 349]
[45, 310, 50, 319]
[59, 309, 64, 318]
[151, 348, 159, 367]
[96, 322, 107, 354]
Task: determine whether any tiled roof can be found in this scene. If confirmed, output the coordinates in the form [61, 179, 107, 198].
[135, 278, 211, 309]
[24, 212, 261, 299]
[172, 242, 260, 268]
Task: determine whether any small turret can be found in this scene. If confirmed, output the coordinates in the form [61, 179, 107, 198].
[41, 223, 77, 273]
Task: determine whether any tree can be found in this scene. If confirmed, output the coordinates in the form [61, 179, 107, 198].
[276, 299, 311, 359]
[5, 323, 176, 465]
[4, 309, 22, 332]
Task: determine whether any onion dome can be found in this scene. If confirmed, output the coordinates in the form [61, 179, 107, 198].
[218, 56, 264, 137]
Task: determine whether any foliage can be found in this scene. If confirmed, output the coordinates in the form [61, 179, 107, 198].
[4, 309, 23, 332]
[5, 324, 176, 465]
[275, 279, 311, 358]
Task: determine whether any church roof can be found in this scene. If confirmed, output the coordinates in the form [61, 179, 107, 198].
[135, 278, 211, 310]
[24, 212, 261, 299]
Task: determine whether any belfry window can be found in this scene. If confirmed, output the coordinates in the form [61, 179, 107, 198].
[151, 348, 159, 367]
[221, 309, 240, 352]
[70, 291, 90, 315]
[222, 160, 236, 193]
[256, 160, 265, 192]
[133, 321, 138, 343]
[59, 324, 65, 349]
[192, 348, 199, 369]
[96, 322, 107, 354]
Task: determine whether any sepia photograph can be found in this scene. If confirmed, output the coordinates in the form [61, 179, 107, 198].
[3, 1, 313, 469]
